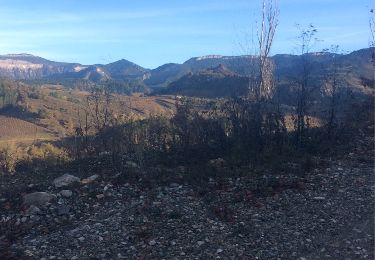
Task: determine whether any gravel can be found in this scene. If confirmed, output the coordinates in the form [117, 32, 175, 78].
[0, 136, 373, 259]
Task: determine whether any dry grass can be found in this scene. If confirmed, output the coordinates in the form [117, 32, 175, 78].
[0, 115, 54, 142]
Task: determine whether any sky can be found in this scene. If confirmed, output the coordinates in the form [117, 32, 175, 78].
[0, 0, 372, 68]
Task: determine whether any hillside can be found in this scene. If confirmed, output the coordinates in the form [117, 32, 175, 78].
[0, 82, 175, 141]
[158, 65, 249, 98]
[0, 115, 53, 144]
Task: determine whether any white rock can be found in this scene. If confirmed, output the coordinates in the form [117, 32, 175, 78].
[81, 174, 99, 184]
[53, 174, 80, 188]
[103, 184, 112, 192]
[96, 194, 105, 199]
[126, 161, 138, 168]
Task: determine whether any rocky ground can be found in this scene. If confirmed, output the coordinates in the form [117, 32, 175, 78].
[0, 135, 374, 259]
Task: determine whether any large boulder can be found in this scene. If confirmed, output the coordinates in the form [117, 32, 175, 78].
[53, 174, 80, 188]
[23, 192, 56, 207]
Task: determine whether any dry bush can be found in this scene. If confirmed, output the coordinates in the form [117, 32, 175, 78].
[0, 145, 17, 174]
[26, 143, 69, 163]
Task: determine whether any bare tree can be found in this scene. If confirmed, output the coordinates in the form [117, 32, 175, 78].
[369, 8, 375, 85]
[256, 0, 279, 100]
[322, 45, 342, 138]
[370, 9, 375, 49]
[224, 0, 281, 163]
[86, 85, 113, 132]
[294, 24, 318, 148]
[246, 0, 279, 101]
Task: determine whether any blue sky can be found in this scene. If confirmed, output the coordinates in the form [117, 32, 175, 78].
[0, 0, 372, 68]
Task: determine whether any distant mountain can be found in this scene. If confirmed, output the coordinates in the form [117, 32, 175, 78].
[0, 54, 78, 79]
[0, 48, 373, 97]
[157, 48, 374, 99]
[0, 54, 151, 94]
[105, 59, 150, 80]
[0, 54, 149, 82]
